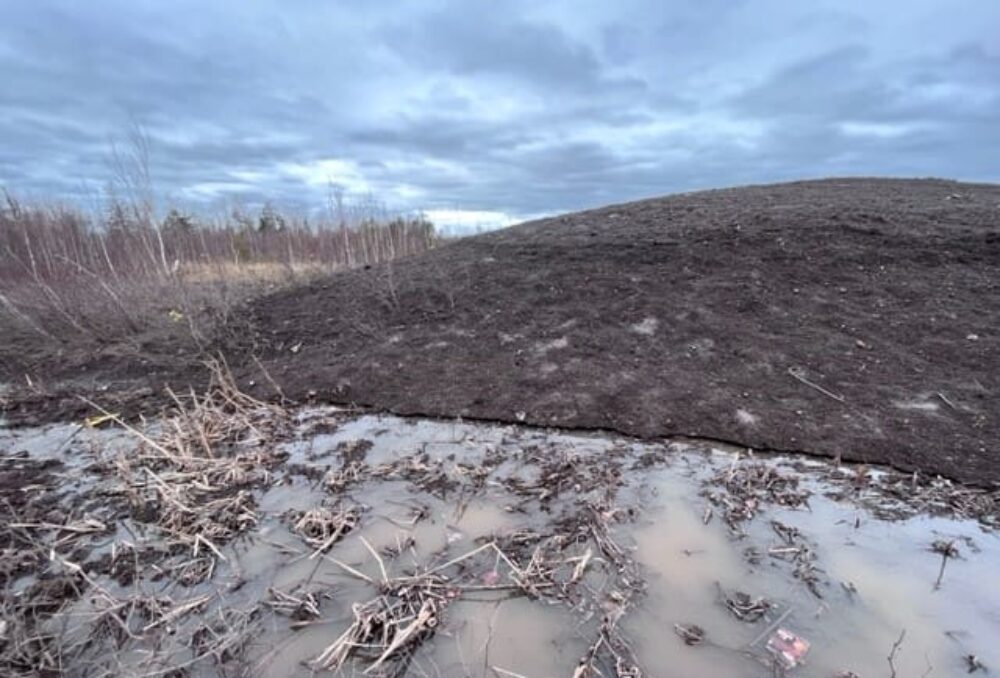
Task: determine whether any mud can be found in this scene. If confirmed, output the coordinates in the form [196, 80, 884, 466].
[2, 403, 998, 677]
[4, 179, 999, 487]
[239, 178, 1000, 486]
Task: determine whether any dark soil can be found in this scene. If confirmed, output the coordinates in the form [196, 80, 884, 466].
[243, 178, 1000, 485]
[0, 328, 208, 425]
[2, 178, 998, 486]
[0, 452, 64, 584]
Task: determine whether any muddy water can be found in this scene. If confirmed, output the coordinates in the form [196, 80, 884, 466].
[2, 412, 997, 677]
[627, 462, 999, 677]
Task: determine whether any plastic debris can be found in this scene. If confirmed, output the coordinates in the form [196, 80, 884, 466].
[84, 412, 119, 428]
[766, 628, 810, 669]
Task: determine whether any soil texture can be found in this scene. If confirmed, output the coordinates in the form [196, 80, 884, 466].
[245, 178, 1000, 484]
[3, 178, 998, 485]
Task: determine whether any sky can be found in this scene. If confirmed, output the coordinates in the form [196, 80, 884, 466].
[1, 0, 998, 230]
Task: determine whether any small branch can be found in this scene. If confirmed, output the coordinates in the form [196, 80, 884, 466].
[888, 628, 906, 678]
[787, 367, 845, 403]
[935, 392, 958, 410]
[931, 540, 959, 590]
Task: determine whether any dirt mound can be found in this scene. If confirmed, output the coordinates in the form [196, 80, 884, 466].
[243, 178, 1000, 485]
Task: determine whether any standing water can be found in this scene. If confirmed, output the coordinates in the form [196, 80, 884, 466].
[1, 408, 996, 677]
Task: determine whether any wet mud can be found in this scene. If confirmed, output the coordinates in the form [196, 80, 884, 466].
[1, 382, 997, 676]
[5, 179, 999, 488]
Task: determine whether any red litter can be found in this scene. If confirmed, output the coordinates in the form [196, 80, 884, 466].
[482, 569, 501, 586]
[766, 628, 810, 669]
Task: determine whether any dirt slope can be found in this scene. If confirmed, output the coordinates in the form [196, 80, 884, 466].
[4, 178, 996, 485]
[244, 178, 1000, 485]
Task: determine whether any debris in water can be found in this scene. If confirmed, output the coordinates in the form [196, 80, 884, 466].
[720, 586, 771, 622]
[930, 539, 960, 590]
[3, 371, 1000, 677]
[966, 654, 986, 673]
[447, 526, 464, 544]
[702, 459, 811, 531]
[673, 623, 706, 646]
[482, 569, 501, 586]
[291, 504, 361, 556]
[265, 587, 327, 622]
[766, 628, 810, 669]
[310, 568, 457, 671]
[83, 412, 118, 428]
[887, 628, 906, 677]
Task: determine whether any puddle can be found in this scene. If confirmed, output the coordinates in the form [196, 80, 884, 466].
[2, 409, 997, 677]
[424, 598, 588, 677]
[627, 461, 1000, 676]
[628, 474, 754, 661]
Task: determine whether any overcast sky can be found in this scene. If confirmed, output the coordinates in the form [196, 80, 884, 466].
[2, 1, 998, 229]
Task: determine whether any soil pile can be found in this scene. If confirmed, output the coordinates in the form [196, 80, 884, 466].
[245, 178, 1000, 484]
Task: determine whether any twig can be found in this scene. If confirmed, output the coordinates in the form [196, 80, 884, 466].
[403, 542, 495, 579]
[251, 353, 289, 403]
[888, 629, 906, 678]
[935, 392, 958, 410]
[365, 599, 435, 674]
[491, 667, 530, 678]
[787, 367, 845, 403]
[931, 540, 959, 590]
[322, 555, 376, 584]
[360, 536, 389, 585]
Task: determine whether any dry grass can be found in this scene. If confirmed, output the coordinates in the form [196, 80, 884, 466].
[177, 260, 328, 285]
[701, 458, 812, 532]
[0, 363, 291, 675]
[821, 463, 999, 527]
[292, 505, 362, 556]
[105, 360, 290, 566]
[8, 364, 995, 676]
[0, 193, 439, 362]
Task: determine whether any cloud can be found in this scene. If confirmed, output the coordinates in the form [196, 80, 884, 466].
[1, 0, 998, 227]
[424, 209, 517, 234]
[380, 2, 646, 96]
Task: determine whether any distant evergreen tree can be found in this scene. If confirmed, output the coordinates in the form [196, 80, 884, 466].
[162, 208, 196, 234]
[257, 203, 286, 232]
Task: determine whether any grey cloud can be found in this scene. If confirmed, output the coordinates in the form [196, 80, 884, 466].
[382, 2, 645, 95]
[735, 43, 1000, 123]
[1, 0, 998, 228]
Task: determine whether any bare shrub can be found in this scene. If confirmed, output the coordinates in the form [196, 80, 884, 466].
[0, 191, 438, 354]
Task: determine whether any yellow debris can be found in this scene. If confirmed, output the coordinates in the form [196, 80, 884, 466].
[84, 412, 119, 428]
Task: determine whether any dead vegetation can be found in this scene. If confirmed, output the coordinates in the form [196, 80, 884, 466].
[0, 189, 438, 361]
[673, 623, 705, 646]
[265, 587, 328, 622]
[1, 373, 996, 676]
[106, 360, 289, 565]
[821, 464, 1000, 527]
[291, 504, 362, 555]
[309, 574, 452, 673]
[701, 457, 812, 532]
[930, 539, 960, 590]
[719, 585, 771, 622]
[0, 361, 295, 675]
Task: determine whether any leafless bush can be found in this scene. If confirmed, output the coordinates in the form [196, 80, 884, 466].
[0, 190, 438, 353]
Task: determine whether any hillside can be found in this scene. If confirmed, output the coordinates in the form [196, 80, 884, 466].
[244, 178, 1000, 485]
